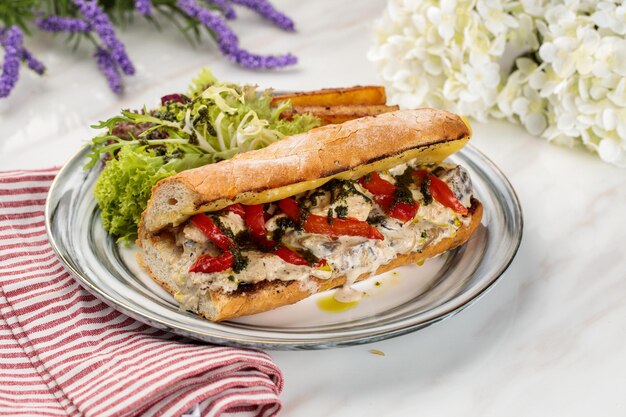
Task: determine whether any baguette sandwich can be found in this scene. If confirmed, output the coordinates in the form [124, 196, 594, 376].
[138, 108, 483, 321]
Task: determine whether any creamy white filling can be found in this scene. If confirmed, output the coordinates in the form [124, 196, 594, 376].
[174, 163, 474, 305]
[308, 192, 372, 221]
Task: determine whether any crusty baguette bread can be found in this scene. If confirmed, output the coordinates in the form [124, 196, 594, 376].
[137, 199, 482, 322]
[140, 108, 470, 234]
[137, 108, 479, 322]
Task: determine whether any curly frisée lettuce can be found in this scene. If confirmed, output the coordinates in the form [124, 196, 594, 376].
[86, 68, 321, 244]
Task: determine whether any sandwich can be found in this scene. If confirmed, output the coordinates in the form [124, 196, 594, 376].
[137, 108, 483, 321]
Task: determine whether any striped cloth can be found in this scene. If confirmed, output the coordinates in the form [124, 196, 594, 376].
[0, 168, 283, 417]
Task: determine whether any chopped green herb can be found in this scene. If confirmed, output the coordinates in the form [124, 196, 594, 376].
[323, 179, 371, 204]
[431, 166, 446, 177]
[231, 253, 249, 274]
[421, 175, 433, 205]
[367, 214, 386, 225]
[272, 216, 297, 243]
[211, 216, 249, 273]
[299, 249, 320, 265]
[326, 207, 334, 224]
[334, 205, 348, 218]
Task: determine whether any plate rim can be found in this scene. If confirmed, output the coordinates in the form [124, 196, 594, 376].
[45, 143, 523, 350]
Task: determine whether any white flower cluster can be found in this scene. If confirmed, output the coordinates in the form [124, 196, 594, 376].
[369, 0, 626, 167]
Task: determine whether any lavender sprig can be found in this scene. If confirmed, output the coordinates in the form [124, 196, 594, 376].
[230, 0, 294, 31]
[0, 27, 23, 98]
[73, 0, 135, 75]
[35, 16, 91, 33]
[21, 48, 45, 75]
[231, 49, 296, 68]
[0, 0, 299, 98]
[177, 0, 238, 54]
[206, 0, 236, 20]
[177, 0, 296, 69]
[134, 0, 153, 16]
[94, 47, 123, 94]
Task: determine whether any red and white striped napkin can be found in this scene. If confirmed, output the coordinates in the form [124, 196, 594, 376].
[0, 168, 283, 417]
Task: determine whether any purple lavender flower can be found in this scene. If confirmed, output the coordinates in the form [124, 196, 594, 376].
[135, 0, 153, 16]
[177, 0, 239, 54]
[206, 0, 236, 20]
[177, 0, 296, 69]
[21, 48, 46, 75]
[231, 49, 297, 69]
[0, 27, 45, 79]
[0, 27, 23, 98]
[230, 0, 294, 31]
[73, 0, 135, 76]
[93, 47, 123, 94]
[35, 16, 91, 33]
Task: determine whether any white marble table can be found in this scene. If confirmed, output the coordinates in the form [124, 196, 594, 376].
[2, 1, 625, 416]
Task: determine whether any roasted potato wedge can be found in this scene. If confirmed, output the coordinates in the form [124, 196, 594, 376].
[271, 86, 387, 107]
[281, 104, 400, 125]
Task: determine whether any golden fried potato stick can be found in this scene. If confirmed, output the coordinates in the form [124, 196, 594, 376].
[271, 86, 387, 107]
[281, 104, 400, 125]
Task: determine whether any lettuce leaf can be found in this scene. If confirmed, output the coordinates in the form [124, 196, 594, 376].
[94, 145, 214, 243]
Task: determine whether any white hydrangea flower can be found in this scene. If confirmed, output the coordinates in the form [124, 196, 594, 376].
[592, 1, 626, 35]
[425, 0, 459, 43]
[511, 85, 548, 135]
[539, 26, 600, 78]
[496, 58, 542, 120]
[518, 0, 548, 17]
[598, 136, 626, 168]
[533, 0, 626, 166]
[370, 0, 626, 167]
[476, 0, 519, 37]
[369, 0, 526, 121]
[508, 13, 540, 51]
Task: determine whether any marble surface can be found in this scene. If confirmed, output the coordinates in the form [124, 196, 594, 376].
[2, 1, 625, 416]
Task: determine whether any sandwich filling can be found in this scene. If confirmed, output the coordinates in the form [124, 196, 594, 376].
[168, 162, 475, 308]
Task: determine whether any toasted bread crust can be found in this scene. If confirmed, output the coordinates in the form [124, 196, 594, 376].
[140, 109, 470, 233]
[137, 199, 482, 322]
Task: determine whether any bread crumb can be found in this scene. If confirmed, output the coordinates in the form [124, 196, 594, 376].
[368, 349, 385, 356]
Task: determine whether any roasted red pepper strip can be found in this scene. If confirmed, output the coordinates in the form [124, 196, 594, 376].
[243, 204, 276, 249]
[188, 214, 236, 273]
[189, 252, 234, 273]
[243, 204, 267, 239]
[364, 174, 418, 222]
[273, 246, 310, 266]
[413, 169, 429, 181]
[429, 176, 468, 215]
[191, 214, 235, 251]
[373, 194, 394, 210]
[277, 198, 300, 220]
[316, 258, 329, 268]
[375, 195, 418, 222]
[223, 203, 246, 218]
[190, 214, 234, 251]
[412, 170, 468, 215]
[358, 172, 396, 195]
[388, 201, 419, 222]
[305, 215, 384, 239]
[279, 198, 384, 240]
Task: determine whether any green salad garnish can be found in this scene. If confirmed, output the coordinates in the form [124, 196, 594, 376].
[85, 68, 321, 244]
